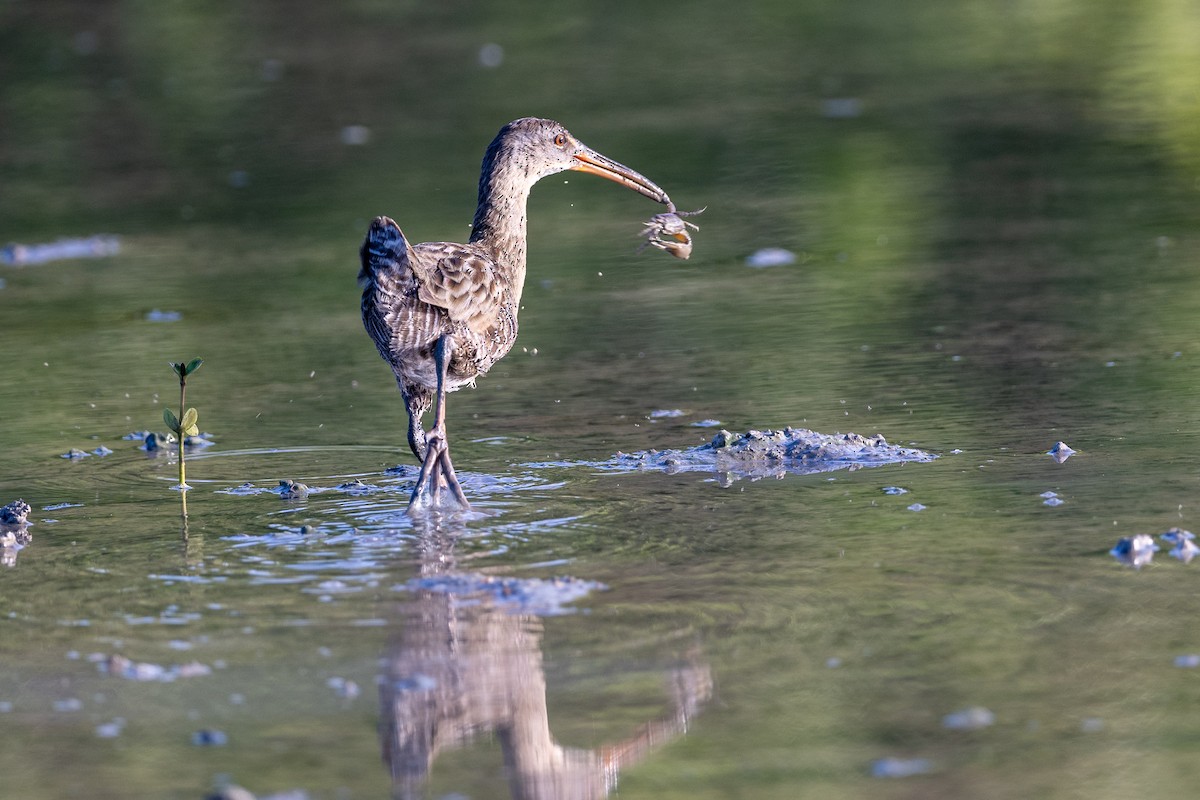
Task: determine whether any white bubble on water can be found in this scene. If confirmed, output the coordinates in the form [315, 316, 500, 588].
[479, 43, 504, 68]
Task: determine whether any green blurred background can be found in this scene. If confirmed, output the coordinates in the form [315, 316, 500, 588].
[5, 2, 1200, 799]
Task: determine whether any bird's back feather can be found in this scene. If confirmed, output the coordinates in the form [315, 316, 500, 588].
[359, 216, 518, 393]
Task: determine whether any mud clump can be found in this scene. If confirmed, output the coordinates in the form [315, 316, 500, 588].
[1047, 441, 1076, 463]
[142, 432, 172, 451]
[99, 653, 213, 682]
[612, 427, 937, 482]
[277, 479, 309, 499]
[705, 428, 927, 462]
[1, 499, 31, 525]
[1163, 528, 1199, 563]
[1111, 534, 1158, 568]
[1, 500, 33, 566]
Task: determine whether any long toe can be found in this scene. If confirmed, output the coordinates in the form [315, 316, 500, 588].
[407, 439, 470, 512]
[438, 449, 470, 509]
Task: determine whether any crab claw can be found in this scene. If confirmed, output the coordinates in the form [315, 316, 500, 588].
[659, 238, 693, 259]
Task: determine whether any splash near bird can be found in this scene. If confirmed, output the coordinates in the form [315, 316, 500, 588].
[360, 117, 693, 511]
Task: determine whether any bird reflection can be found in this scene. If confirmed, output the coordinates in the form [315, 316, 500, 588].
[380, 516, 711, 799]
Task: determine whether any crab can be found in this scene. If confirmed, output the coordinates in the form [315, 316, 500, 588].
[638, 203, 705, 260]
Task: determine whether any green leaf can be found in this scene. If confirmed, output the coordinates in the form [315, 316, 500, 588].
[182, 424, 199, 438]
[185, 358, 204, 376]
[163, 407, 180, 432]
[181, 408, 198, 431]
[170, 361, 184, 377]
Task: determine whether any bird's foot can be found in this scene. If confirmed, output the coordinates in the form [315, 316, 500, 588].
[407, 429, 470, 513]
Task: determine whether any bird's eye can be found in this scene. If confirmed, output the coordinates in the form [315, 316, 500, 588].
[553, 133, 567, 147]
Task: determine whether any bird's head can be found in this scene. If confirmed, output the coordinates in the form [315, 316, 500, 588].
[485, 117, 671, 205]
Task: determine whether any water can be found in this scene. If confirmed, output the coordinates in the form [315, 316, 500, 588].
[4, 2, 1200, 798]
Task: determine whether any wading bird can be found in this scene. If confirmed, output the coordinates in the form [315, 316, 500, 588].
[360, 118, 675, 510]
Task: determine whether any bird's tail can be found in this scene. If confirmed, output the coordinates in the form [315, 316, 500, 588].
[359, 216, 411, 289]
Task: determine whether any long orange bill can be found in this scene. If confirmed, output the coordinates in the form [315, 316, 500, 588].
[571, 147, 671, 205]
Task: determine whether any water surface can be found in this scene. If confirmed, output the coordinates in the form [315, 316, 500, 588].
[3, 2, 1200, 798]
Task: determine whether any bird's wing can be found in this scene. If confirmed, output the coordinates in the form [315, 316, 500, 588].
[360, 216, 429, 360]
[359, 216, 415, 289]
[410, 242, 503, 334]
[359, 218, 502, 339]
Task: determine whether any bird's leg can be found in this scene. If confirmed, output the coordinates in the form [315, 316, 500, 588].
[404, 403, 428, 462]
[401, 386, 431, 461]
[409, 336, 470, 511]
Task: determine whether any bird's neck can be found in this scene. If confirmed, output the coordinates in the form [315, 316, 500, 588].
[468, 150, 533, 304]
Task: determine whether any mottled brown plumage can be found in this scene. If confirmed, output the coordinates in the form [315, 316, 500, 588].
[360, 118, 672, 510]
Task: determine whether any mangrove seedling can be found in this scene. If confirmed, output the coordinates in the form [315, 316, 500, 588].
[164, 358, 203, 491]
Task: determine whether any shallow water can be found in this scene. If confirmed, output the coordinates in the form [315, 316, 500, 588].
[4, 2, 1200, 798]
